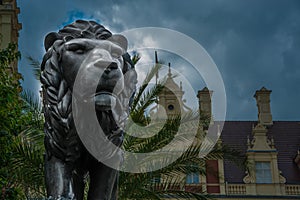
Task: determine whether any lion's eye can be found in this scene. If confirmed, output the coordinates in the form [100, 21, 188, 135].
[75, 49, 84, 54]
[66, 43, 86, 54]
[112, 53, 120, 59]
[111, 48, 124, 59]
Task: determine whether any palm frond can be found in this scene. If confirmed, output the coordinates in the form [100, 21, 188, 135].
[131, 63, 162, 110]
[20, 90, 43, 130]
[131, 52, 141, 65]
[131, 83, 164, 116]
[126, 112, 199, 153]
[156, 190, 211, 200]
[11, 129, 45, 196]
[10, 89, 45, 197]
[26, 55, 41, 80]
[119, 171, 160, 199]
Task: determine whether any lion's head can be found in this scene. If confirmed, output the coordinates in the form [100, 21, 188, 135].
[41, 20, 137, 162]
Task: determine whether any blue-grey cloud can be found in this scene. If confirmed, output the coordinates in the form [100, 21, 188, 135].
[16, 0, 300, 120]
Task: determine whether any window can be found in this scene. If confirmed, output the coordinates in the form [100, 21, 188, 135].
[255, 162, 272, 183]
[186, 172, 200, 184]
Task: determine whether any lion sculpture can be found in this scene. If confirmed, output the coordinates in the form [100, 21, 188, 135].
[41, 20, 137, 200]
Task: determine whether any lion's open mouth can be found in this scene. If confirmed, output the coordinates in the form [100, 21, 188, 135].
[94, 91, 117, 111]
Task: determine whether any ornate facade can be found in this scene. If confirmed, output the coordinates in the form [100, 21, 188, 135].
[163, 83, 300, 199]
[152, 52, 300, 199]
[0, 0, 22, 71]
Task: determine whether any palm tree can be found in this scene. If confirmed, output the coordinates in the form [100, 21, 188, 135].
[0, 44, 45, 199]
[0, 43, 26, 200]
[11, 53, 242, 200]
[118, 60, 241, 200]
[11, 90, 46, 198]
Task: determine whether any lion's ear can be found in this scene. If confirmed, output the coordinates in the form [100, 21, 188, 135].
[108, 34, 128, 52]
[44, 32, 61, 51]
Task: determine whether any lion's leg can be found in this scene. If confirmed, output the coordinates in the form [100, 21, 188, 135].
[72, 170, 86, 200]
[45, 155, 75, 199]
[110, 173, 119, 200]
[87, 162, 118, 200]
[72, 156, 89, 200]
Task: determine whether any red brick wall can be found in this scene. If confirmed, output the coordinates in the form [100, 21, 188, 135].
[206, 160, 220, 193]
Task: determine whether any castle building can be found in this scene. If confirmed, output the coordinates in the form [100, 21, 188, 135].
[151, 51, 300, 199]
[200, 87, 300, 200]
[159, 81, 300, 199]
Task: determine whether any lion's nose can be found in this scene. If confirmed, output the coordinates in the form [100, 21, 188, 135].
[104, 62, 118, 73]
[94, 61, 119, 74]
[107, 62, 118, 70]
[94, 61, 113, 69]
[94, 61, 118, 69]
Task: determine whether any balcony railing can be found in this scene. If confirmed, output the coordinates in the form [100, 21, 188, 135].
[285, 184, 300, 195]
[226, 184, 246, 195]
[153, 182, 300, 196]
[225, 183, 300, 196]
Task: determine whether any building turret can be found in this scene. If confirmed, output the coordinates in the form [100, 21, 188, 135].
[254, 87, 273, 126]
[152, 52, 190, 119]
[197, 87, 213, 120]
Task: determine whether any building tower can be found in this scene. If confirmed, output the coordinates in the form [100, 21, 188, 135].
[0, 0, 22, 71]
[197, 87, 212, 118]
[254, 87, 273, 126]
[152, 52, 191, 119]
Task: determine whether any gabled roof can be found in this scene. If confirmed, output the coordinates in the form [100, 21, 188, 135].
[219, 121, 300, 184]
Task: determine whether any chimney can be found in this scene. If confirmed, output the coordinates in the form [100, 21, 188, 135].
[197, 87, 213, 120]
[254, 87, 273, 126]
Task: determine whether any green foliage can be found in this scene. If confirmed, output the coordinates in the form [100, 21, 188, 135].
[0, 44, 45, 199]
[12, 90, 46, 198]
[0, 43, 22, 134]
[0, 43, 21, 66]
[0, 43, 24, 200]
[120, 112, 241, 199]
[26, 55, 41, 81]
[131, 51, 141, 66]
[118, 57, 243, 199]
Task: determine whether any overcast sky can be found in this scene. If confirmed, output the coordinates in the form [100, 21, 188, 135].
[17, 0, 300, 120]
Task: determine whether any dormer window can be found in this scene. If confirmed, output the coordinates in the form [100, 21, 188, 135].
[255, 162, 272, 183]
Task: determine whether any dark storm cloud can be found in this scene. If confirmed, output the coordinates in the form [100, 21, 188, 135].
[17, 0, 300, 120]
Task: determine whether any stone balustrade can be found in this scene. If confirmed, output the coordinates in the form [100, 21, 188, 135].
[285, 184, 300, 195]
